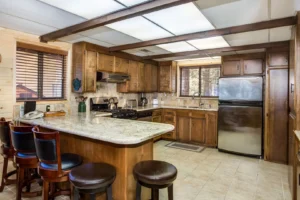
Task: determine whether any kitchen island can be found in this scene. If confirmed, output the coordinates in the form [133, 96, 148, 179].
[20, 114, 174, 200]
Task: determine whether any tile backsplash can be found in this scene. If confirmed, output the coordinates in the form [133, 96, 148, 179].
[69, 82, 218, 114]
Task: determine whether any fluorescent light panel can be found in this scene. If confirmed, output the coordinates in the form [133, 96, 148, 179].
[117, 0, 150, 7]
[144, 3, 215, 35]
[157, 42, 197, 53]
[106, 16, 172, 41]
[188, 36, 229, 50]
[40, 0, 124, 19]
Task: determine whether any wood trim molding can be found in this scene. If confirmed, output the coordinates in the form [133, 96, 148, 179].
[143, 41, 290, 60]
[40, 0, 196, 42]
[17, 42, 68, 56]
[109, 17, 296, 51]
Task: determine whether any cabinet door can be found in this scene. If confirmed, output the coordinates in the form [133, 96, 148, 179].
[137, 62, 145, 92]
[84, 50, 97, 92]
[114, 57, 129, 73]
[267, 69, 288, 163]
[243, 59, 263, 75]
[269, 52, 289, 66]
[144, 64, 152, 92]
[177, 116, 190, 142]
[205, 113, 218, 146]
[97, 53, 114, 72]
[151, 65, 158, 92]
[222, 60, 241, 76]
[191, 118, 205, 143]
[159, 65, 171, 92]
[128, 60, 139, 92]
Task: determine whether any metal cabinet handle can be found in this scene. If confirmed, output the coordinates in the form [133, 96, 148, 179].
[291, 84, 294, 93]
[245, 64, 247, 71]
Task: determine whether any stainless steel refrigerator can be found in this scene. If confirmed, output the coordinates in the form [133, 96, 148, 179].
[218, 77, 263, 157]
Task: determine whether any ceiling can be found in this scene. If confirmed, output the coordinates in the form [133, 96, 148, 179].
[0, 0, 298, 61]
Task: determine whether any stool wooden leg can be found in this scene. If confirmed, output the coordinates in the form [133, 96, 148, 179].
[106, 185, 112, 200]
[152, 189, 159, 200]
[16, 167, 24, 200]
[136, 182, 142, 200]
[168, 184, 173, 200]
[42, 180, 49, 200]
[0, 156, 8, 192]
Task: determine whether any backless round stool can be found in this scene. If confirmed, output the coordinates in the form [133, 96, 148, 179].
[69, 163, 116, 200]
[133, 160, 177, 200]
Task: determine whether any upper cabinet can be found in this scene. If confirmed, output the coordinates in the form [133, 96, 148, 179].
[97, 53, 114, 72]
[117, 61, 145, 93]
[221, 53, 265, 77]
[268, 52, 289, 66]
[72, 43, 97, 93]
[158, 61, 177, 93]
[114, 57, 129, 74]
[144, 64, 158, 93]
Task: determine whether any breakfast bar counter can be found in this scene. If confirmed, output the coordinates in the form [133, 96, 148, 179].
[20, 114, 174, 200]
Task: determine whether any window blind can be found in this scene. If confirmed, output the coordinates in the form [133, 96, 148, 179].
[16, 47, 67, 101]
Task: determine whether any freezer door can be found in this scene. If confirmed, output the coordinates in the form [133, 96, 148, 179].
[218, 105, 262, 156]
[219, 77, 263, 101]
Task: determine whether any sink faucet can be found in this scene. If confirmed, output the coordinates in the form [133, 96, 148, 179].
[192, 92, 204, 108]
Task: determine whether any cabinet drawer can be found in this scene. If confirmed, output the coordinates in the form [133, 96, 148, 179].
[152, 110, 162, 116]
[164, 115, 176, 124]
[152, 116, 162, 123]
[162, 131, 176, 140]
[191, 111, 206, 118]
[164, 109, 176, 116]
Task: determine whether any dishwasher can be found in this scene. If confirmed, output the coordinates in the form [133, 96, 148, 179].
[137, 110, 153, 122]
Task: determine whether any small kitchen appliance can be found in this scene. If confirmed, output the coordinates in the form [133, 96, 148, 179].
[138, 93, 148, 107]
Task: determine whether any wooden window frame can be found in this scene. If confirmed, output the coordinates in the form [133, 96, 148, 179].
[16, 45, 67, 102]
[179, 65, 220, 98]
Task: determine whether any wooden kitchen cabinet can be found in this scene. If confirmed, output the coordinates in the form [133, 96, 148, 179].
[222, 53, 264, 77]
[97, 53, 114, 72]
[269, 52, 289, 66]
[265, 49, 289, 164]
[243, 59, 263, 75]
[288, 112, 296, 196]
[162, 109, 177, 140]
[222, 60, 241, 76]
[152, 109, 162, 142]
[144, 64, 158, 92]
[72, 43, 97, 93]
[176, 109, 218, 146]
[158, 61, 177, 93]
[114, 57, 129, 74]
[190, 118, 205, 143]
[117, 61, 145, 93]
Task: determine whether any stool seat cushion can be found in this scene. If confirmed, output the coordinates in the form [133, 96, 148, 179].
[40, 153, 82, 171]
[17, 152, 36, 159]
[69, 163, 116, 190]
[133, 160, 177, 186]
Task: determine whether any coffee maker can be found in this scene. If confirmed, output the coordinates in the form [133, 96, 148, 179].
[138, 93, 148, 107]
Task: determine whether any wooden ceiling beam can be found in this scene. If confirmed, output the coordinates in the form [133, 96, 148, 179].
[142, 41, 290, 60]
[40, 0, 196, 42]
[109, 17, 296, 51]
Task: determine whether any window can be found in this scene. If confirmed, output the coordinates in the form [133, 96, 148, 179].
[16, 46, 67, 101]
[180, 66, 220, 97]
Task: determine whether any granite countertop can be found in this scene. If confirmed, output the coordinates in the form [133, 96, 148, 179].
[135, 105, 218, 112]
[19, 115, 174, 145]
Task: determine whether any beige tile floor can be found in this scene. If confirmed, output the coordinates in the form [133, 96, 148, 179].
[0, 140, 292, 200]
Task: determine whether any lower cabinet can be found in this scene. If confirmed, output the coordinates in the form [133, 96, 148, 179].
[158, 109, 218, 147]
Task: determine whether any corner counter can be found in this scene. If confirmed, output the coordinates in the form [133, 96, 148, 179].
[20, 115, 174, 200]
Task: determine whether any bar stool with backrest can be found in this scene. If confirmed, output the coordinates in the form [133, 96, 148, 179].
[10, 123, 42, 200]
[133, 160, 177, 200]
[0, 118, 16, 192]
[32, 126, 83, 200]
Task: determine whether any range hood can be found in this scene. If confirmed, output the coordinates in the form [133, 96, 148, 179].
[96, 72, 130, 83]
